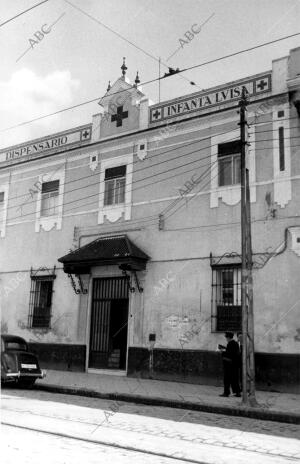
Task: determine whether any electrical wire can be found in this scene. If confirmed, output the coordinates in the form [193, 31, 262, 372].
[10, 149, 223, 220]
[180, 32, 300, 74]
[6, 123, 241, 203]
[6, 129, 298, 209]
[160, 161, 214, 216]
[163, 159, 220, 220]
[64, 0, 202, 91]
[1, 32, 299, 132]
[3, 111, 298, 200]
[0, 0, 49, 27]
[8, 147, 300, 232]
[162, 135, 300, 222]
[5, 132, 300, 224]
[164, 214, 300, 233]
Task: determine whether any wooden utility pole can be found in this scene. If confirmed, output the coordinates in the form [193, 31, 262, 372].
[239, 87, 257, 406]
[246, 169, 257, 405]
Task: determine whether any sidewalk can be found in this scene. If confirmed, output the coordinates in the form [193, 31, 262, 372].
[36, 369, 300, 424]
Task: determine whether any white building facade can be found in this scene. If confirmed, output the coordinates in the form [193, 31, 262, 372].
[1, 48, 300, 392]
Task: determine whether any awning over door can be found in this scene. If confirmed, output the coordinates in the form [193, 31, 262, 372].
[58, 235, 150, 274]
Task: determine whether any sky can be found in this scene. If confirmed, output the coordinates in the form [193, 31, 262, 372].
[0, 0, 300, 148]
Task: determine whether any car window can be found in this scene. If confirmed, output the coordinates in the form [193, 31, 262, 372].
[5, 341, 27, 351]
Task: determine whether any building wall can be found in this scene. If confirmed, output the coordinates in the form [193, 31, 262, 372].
[1, 49, 300, 390]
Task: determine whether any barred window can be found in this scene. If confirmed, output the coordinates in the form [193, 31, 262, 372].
[104, 165, 126, 206]
[211, 266, 241, 332]
[41, 180, 59, 217]
[218, 140, 241, 187]
[28, 276, 55, 328]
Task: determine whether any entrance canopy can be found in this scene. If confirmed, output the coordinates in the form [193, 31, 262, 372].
[58, 235, 149, 274]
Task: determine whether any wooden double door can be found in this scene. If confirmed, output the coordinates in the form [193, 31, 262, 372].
[89, 277, 129, 370]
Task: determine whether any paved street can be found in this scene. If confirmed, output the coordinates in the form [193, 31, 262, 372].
[1, 388, 300, 464]
[2, 425, 193, 464]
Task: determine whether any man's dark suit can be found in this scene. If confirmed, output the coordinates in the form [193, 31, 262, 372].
[222, 339, 241, 395]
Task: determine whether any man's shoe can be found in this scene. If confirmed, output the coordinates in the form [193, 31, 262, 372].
[219, 393, 229, 397]
[234, 393, 241, 397]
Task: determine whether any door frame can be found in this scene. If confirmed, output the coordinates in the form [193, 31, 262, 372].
[85, 268, 131, 374]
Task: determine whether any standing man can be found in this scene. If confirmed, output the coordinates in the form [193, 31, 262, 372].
[219, 332, 241, 397]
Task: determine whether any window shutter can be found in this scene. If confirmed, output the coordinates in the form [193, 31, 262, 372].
[0, 192, 4, 203]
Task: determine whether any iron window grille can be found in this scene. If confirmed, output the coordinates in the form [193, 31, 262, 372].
[41, 180, 59, 217]
[104, 165, 126, 206]
[28, 267, 56, 329]
[218, 140, 241, 187]
[211, 264, 242, 332]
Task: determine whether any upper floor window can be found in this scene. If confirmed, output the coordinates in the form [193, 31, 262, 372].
[104, 165, 126, 206]
[218, 140, 241, 187]
[41, 180, 59, 217]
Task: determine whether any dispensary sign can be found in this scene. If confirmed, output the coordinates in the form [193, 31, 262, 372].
[150, 74, 271, 123]
[0, 126, 92, 163]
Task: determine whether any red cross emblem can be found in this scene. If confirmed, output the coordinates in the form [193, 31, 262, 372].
[151, 108, 162, 121]
[256, 78, 269, 93]
[81, 128, 91, 140]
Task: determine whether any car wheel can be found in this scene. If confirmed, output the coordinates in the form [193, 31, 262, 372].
[18, 378, 36, 388]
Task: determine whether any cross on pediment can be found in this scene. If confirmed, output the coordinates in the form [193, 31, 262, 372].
[111, 105, 128, 127]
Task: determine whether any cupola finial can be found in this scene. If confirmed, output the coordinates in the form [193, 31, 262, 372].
[107, 80, 111, 92]
[121, 57, 127, 78]
[134, 71, 140, 87]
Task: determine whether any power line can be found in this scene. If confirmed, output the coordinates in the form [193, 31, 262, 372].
[180, 32, 300, 74]
[8, 149, 300, 231]
[1, 32, 299, 133]
[0, 0, 49, 27]
[6, 133, 299, 220]
[163, 160, 219, 221]
[9, 136, 236, 221]
[164, 214, 300, 233]
[8, 128, 297, 207]
[63, 0, 202, 91]
[161, 162, 214, 216]
[63, 159, 220, 231]
[7, 123, 240, 202]
[13, 157, 218, 227]
[9, 146, 224, 220]
[161, 134, 300, 222]
[249, 141, 300, 152]
[1, 110, 297, 175]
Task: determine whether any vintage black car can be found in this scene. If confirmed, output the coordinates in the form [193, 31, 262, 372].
[1, 334, 46, 387]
